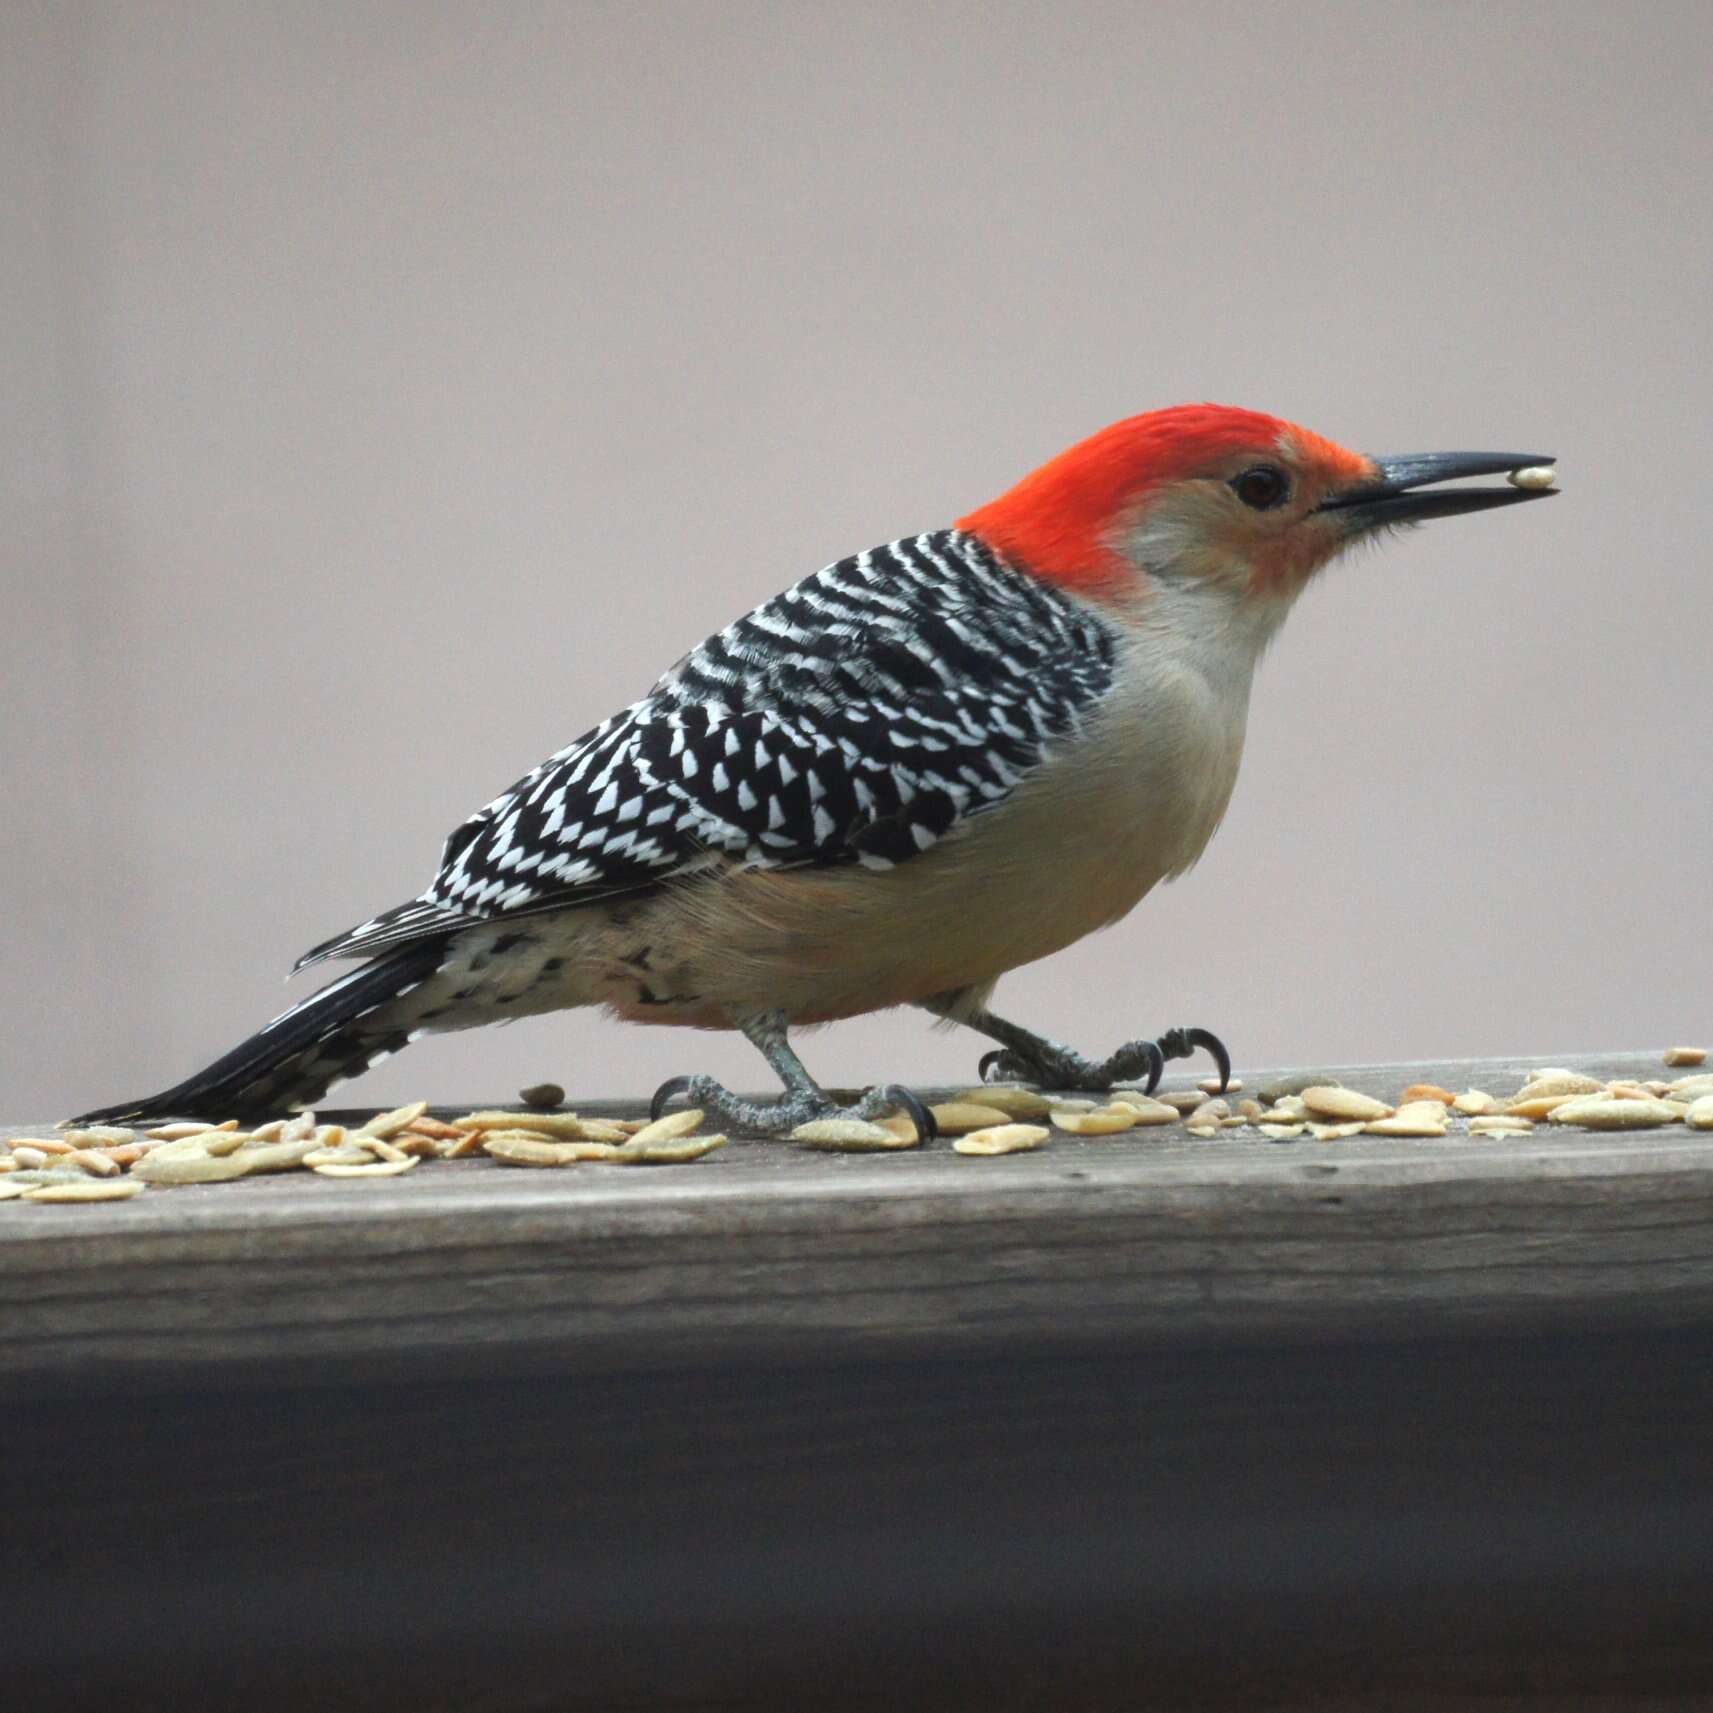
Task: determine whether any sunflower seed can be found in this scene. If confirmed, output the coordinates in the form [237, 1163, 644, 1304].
[1507, 464, 1557, 489]
[234, 1139, 321, 1174]
[483, 1131, 623, 1164]
[622, 1109, 706, 1148]
[133, 1149, 252, 1184]
[928, 1102, 1015, 1135]
[312, 1157, 421, 1178]
[302, 1144, 376, 1168]
[955, 1086, 1052, 1119]
[1505, 1095, 1577, 1119]
[1302, 1087, 1392, 1122]
[356, 1101, 429, 1139]
[1401, 1084, 1457, 1105]
[1547, 1096, 1677, 1130]
[454, 1110, 627, 1142]
[24, 1177, 146, 1203]
[1513, 1072, 1604, 1100]
[1149, 1090, 1210, 1114]
[1469, 1116, 1536, 1137]
[792, 1118, 913, 1149]
[1098, 1095, 1179, 1125]
[1050, 1107, 1137, 1135]
[1364, 1113, 1448, 1138]
[65, 1149, 121, 1177]
[614, 1134, 728, 1164]
[953, 1123, 1049, 1156]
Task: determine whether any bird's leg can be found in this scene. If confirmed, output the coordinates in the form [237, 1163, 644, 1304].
[651, 1009, 937, 1140]
[921, 997, 1229, 1096]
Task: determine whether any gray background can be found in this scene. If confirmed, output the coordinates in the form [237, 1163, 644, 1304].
[6, 0, 1710, 1119]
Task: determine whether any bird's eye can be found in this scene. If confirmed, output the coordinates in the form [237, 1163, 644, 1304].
[1231, 465, 1290, 510]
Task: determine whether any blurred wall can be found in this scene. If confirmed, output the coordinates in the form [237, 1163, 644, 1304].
[5, 0, 1710, 1118]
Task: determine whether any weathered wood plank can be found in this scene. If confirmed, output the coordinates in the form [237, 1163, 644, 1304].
[6, 1053, 1712, 1392]
[7, 1053, 1713, 1709]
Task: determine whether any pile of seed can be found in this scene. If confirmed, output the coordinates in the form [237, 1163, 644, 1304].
[5, 1049, 1709, 1202]
[0, 1098, 727, 1206]
[1027, 1053, 1713, 1146]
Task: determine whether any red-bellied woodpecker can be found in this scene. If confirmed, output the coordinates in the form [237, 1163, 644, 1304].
[73, 405, 1555, 1135]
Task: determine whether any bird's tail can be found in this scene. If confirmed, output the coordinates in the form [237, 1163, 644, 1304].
[67, 940, 453, 1125]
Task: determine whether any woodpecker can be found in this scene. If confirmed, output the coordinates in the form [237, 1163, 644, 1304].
[73, 405, 1555, 1136]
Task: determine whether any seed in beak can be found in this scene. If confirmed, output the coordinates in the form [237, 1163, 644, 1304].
[1507, 465, 1558, 491]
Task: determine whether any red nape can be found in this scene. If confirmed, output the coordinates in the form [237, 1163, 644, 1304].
[957, 403, 1287, 593]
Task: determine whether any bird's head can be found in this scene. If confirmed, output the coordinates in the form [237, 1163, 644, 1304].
[958, 403, 1555, 621]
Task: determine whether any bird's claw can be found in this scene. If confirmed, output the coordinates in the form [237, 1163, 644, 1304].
[979, 1025, 1229, 1096]
[649, 1073, 938, 1142]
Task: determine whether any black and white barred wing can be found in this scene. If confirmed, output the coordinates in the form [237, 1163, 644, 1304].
[294, 532, 1117, 969]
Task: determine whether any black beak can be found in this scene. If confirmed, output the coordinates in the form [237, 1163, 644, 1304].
[1317, 451, 1558, 529]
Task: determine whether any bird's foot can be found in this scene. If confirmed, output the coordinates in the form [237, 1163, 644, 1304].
[979, 1025, 1231, 1096]
[650, 1074, 939, 1142]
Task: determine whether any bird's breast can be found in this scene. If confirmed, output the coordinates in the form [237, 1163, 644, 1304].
[594, 636, 1254, 1028]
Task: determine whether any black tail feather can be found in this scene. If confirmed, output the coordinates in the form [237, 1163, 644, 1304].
[68, 939, 452, 1125]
